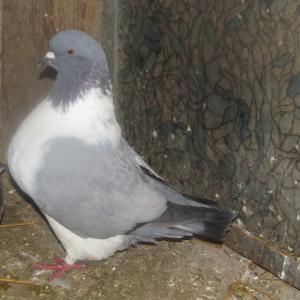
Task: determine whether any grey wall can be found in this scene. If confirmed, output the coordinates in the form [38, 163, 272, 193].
[115, 0, 300, 254]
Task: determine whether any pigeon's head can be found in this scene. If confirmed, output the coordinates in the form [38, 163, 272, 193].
[41, 30, 108, 74]
[41, 30, 111, 106]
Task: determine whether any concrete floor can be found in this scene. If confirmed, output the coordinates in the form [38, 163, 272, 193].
[0, 174, 300, 300]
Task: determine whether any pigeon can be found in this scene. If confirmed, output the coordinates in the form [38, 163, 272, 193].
[7, 30, 235, 280]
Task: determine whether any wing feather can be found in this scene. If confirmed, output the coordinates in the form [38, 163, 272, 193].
[33, 137, 167, 239]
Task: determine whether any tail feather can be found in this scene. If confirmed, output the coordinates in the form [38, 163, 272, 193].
[138, 164, 236, 243]
[131, 222, 193, 243]
[131, 202, 236, 244]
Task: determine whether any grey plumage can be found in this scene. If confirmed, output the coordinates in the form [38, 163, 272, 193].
[34, 137, 167, 238]
[33, 135, 235, 243]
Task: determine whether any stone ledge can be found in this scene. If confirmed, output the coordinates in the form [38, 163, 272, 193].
[225, 224, 300, 290]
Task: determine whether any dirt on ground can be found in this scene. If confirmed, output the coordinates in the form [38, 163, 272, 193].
[0, 168, 299, 299]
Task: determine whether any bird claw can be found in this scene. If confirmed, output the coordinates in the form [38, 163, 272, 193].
[32, 257, 85, 280]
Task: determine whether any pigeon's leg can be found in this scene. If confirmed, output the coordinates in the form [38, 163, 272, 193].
[33, 258, 85, 280]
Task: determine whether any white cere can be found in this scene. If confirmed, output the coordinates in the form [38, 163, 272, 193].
[45, 51, 55, 59]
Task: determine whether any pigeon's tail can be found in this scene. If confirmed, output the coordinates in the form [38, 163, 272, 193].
[168, 203, 236, 242]
[130, 201, 236, 244]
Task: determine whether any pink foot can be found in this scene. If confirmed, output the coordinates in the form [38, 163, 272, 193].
[33, 258, 85, 280]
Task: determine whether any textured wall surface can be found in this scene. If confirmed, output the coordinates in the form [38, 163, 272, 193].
[115, 0, 300, 254]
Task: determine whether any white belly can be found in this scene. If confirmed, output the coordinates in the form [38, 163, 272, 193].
[45, 214, 127, 263]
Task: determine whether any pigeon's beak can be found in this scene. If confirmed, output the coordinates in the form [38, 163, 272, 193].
[39, 51, 56, 67]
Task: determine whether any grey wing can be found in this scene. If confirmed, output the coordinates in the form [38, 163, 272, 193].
[121, 139, 217, 208]
[33, 137, 167, 239]
[122, 139, 164, 181]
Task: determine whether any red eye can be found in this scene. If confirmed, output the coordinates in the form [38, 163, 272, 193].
[68, 49, 74, 55]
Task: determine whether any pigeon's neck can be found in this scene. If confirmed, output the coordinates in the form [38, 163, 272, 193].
[49, 59, 111, 108]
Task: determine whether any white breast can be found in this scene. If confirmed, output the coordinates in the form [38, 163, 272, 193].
[7, 88, 121, 196]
